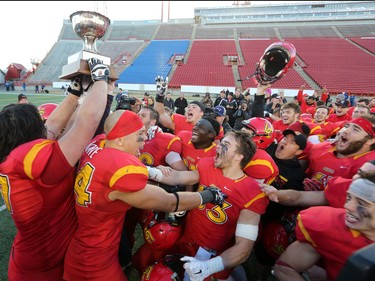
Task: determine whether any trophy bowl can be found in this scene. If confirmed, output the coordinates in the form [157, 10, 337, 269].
[70, 10, 111, 53]
[60, 10, 118, 81]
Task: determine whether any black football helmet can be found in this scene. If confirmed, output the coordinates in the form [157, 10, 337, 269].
[255, 41, 296, 85]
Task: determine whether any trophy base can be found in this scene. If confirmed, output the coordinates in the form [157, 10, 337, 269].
[59, 59, 118, 81]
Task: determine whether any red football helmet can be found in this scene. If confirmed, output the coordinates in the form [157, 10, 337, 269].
[37, 103, 58, 123]
[143, 211, 181, 250]
[242, 117, 275, 149]
[141, 254, 185, 281]
[255, 41, 296, 85]
[261, 221, 290, 260]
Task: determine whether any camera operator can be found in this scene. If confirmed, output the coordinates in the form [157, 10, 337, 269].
[233, 100, 251, 130]
[115, 91, 142, 113]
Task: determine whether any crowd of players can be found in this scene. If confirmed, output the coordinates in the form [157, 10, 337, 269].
[1, 57, 375, 281]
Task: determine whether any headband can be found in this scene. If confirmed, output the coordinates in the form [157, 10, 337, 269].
[106, 110, 144, 140]
[351, 118, 375, 137]
[196, 118, 216, 136]
[348, 178, 375, 203]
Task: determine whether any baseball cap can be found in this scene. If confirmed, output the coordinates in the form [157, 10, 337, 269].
[335, 100, 350, 108]
[144, 92, 150, 96]
[214, 105, 226, 116]
[18, 94, 27, 101]
[336, 93, 345, 101]
[271, 93, 281, 99]
[283, 129, 307, 150]
[190, 100, 206, 112]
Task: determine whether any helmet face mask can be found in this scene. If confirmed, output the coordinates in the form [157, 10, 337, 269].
[143, 211, 181, 251]
[255, 41, 296, 85]
[141, 254, 185, 281]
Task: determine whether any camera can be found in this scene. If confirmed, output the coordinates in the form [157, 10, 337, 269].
[115, 93, 136, 111]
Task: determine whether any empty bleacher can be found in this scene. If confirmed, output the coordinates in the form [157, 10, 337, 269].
[350, 37, 375, 54]
[238, 39, 309, 90]
[98, 41, 144, 63]
[169, 40, 237, 88]
[336, 24, 375, 38]
[26, 20, 375, 94]
[237, 26, 278, 39]
[155, 23, 194, 39]
[279, 26, 338, 38]
[195, 27, 236, 40]
[288, 38, 375, 94]
[28, 41, 83, 83]
[118, 40, 190, 84]
[106, 21, 159, 40]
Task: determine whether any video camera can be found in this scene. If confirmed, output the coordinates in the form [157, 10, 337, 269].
[115, 93, 136, 111]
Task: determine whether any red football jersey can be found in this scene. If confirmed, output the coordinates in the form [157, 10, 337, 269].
[63, 135, 148, 281]
[324, 177, 351, 208]
[139, 131, 182, 167]
[171, 113, 194, 135]
[243, 148, 279, 184]
[1, 139, 76, 281]
[182, 157, 269, 253]
[296, 207, 372, 281]
[178, 130, 217, 171]
[307, 142, 375, 188]
[308, 121, 338, 139]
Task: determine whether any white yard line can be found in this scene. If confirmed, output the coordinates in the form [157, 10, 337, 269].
[0, 204, 6, 212]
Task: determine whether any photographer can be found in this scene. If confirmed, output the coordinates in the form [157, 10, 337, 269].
[233, 100, 250, 130]
[115, 92, 142, 113]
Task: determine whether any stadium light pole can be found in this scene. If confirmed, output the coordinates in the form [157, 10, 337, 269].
[161, 1, 164, 22]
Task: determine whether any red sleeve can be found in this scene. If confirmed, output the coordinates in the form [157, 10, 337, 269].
[166, 135, 182, 154]
[13, 139, 72, 185]
[297, 89, 304, 104]
[324, 177, 351, 208]
[321, 92, 328, 103]
[109, 163, 148, 192]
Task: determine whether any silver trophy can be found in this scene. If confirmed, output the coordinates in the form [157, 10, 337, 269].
[60, 10, 118, 80]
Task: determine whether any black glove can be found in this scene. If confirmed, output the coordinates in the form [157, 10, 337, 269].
[88, 58, 110, 83]
[67, 76, 83, 97]
[155, 75, 168, 103]
[199, 187, 228, 208]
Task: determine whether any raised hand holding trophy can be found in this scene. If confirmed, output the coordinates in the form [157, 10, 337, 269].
[60, 10, 118, 81]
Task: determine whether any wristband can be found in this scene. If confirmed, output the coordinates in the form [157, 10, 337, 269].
[173, 192, 179, 212]
[155, 93, 165, 103]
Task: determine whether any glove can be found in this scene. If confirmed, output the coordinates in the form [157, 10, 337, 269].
[181, 256, 224, 281]
[155, 75, 168, 102]
[88, 58, 110, 83]
[67, 77, 83, 97]
[199, 187, 227, 208]
[147, 125, 163, 140]
[303, 178, 324, 191]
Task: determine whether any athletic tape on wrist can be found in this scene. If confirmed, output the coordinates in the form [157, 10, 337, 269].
[207, 256, 225, 275]
[146, 166, 163, 182]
